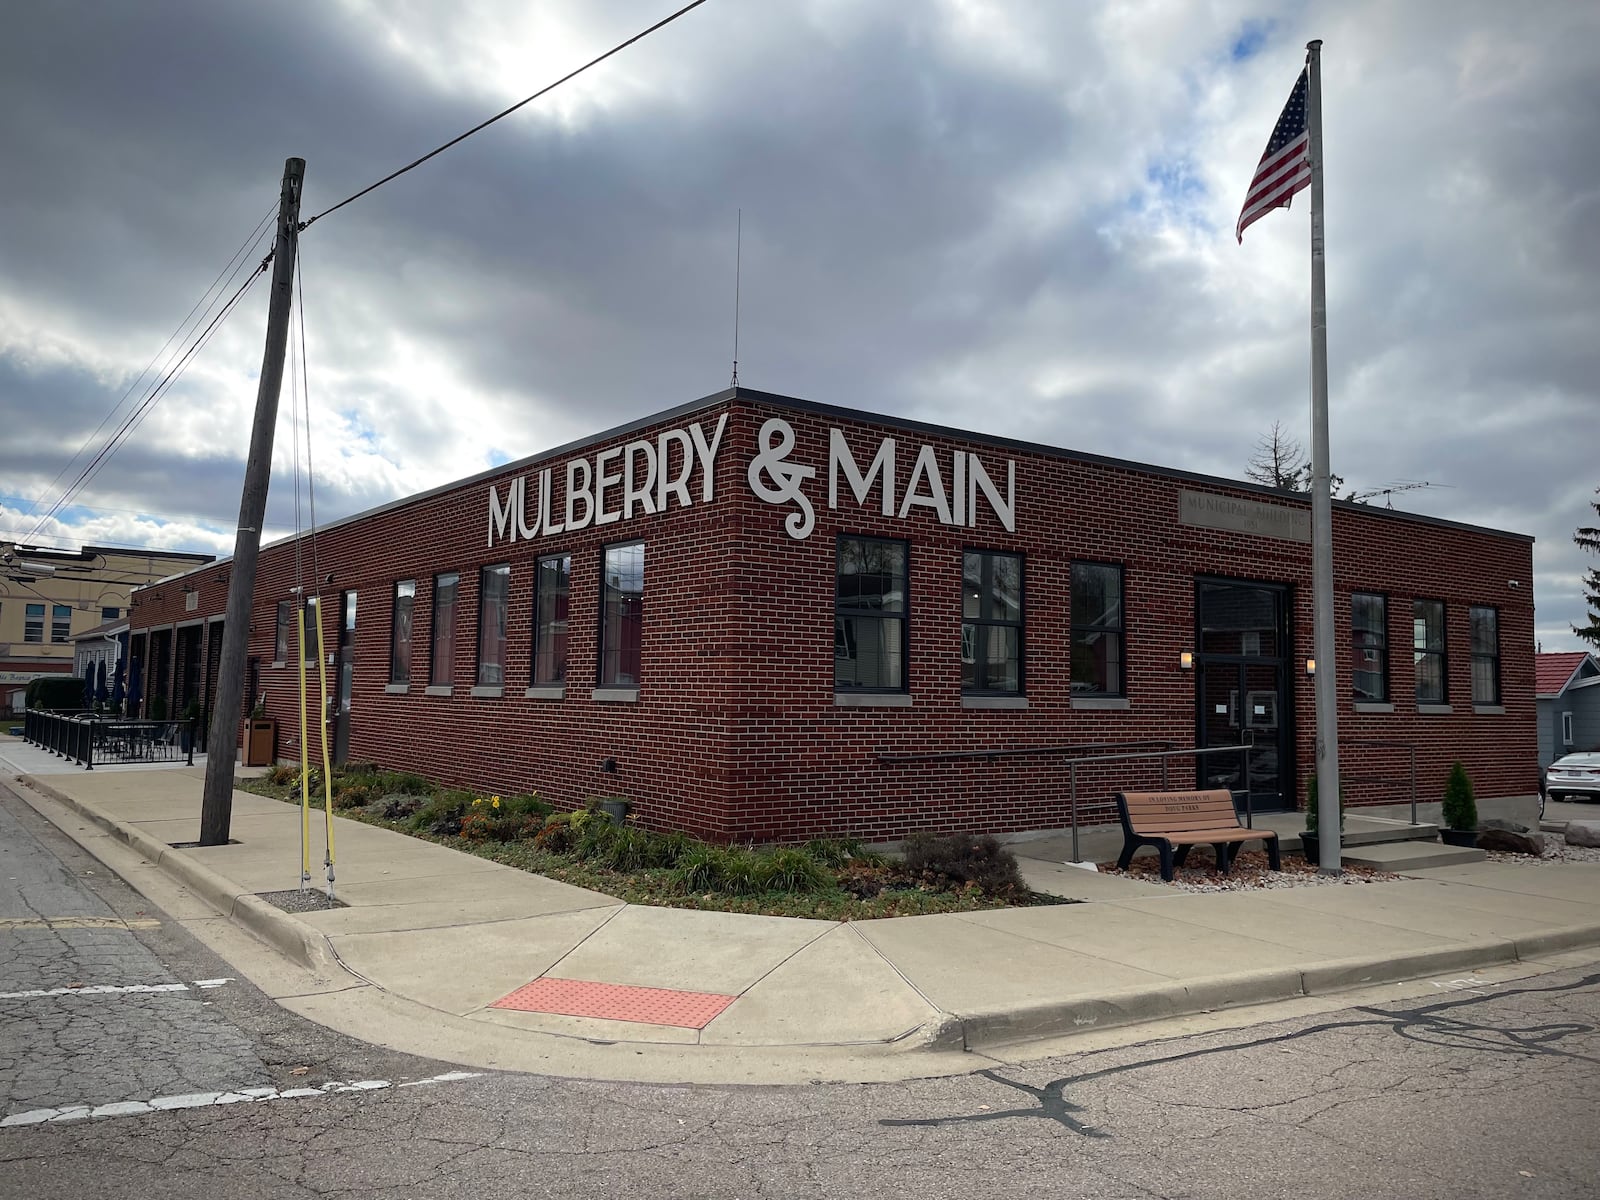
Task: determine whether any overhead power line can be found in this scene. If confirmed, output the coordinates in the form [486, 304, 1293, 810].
[299, 0, 711, 230]
[15, 205, 277, 532]
[22, 252, 273, 543]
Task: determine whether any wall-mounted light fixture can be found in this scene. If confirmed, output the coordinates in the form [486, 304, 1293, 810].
[1305, 658, 1316, 677]
[1179, 651, 1194, 671]
[600, 757, 617, 773]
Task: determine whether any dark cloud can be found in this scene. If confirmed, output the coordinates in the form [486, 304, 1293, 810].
[3, 0, 1597, 647]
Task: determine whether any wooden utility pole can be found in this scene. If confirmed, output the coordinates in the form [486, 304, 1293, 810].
[200, 157, 305, 846]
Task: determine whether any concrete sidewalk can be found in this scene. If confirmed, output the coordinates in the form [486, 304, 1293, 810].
[6, 738, 1599, 1085]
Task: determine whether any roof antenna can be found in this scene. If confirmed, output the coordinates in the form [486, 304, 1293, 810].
[730, 208, 741, 389]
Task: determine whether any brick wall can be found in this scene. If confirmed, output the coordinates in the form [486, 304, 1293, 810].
[128, 390, 1537, 843]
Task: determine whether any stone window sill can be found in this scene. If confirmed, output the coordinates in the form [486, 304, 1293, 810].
[835, 693, 913, 707]
[1072, 696, 1130, 711]
[525, 685, 565, 700]
[593, 688, 639, 703]
[1473, 704, 1506, 715]
[1416, 703, 1453, 715]
[470, 685, 504, 699]
[384, 684, 410, 695]
[963, 695, 1028, 710]
[424, 685, 453, 697]
[1353, 701, 1393, 714]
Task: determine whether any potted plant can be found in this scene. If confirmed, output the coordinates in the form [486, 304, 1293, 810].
[1439, 761, 1479, 847]
[1300, 773, 1344, 863]
[596, 795, 631, 827]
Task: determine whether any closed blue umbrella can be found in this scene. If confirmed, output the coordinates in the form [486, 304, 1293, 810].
[96, 659, 109, 706]
[83, 673, 95, 710]
[127, 657, 142, 717]
[111, 664, 126, 712]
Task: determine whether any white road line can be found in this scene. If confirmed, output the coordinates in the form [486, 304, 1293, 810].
[0, 978, 234, 1001]
[1, 1071, 485, 1128]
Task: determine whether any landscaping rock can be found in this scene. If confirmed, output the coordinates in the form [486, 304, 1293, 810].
[1475, 827, 1544, 855]
[1565, 820, 1600, 848]
[1480, 817, 1532, 834]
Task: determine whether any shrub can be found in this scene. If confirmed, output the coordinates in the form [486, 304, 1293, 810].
[668, 845, 768, 895]
[332, 784, 373, 811]
[799, 838, 864, 868]
[1442, 761, 1478, 831]
[264, 764, 298, 786]
[1303, 774, 1345, 833]
[902, 832, 1026, 900]
[533, 813, 579, 854]
[756, 848, 832, 893]
[26, 677, 89, 712]
[381, 795, 424, 821]
[409, 790, 473, 837]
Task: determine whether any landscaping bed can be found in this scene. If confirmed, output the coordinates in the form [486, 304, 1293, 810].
[237, 763, 1072, 920]
[1100, 847, 1402, 891]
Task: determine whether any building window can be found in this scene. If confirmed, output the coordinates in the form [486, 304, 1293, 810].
[1413, 599, 1446, 704]
[835, 536, 908, 692]
[1351, 592, 1388, 701]
[101, 606, 120, 621]
[25, 603, 44, 643]
[1071, 562, 1124, 696]
[600, 542, 644, 687]
[274, 601, 292, 663]
[431, 572, 459, 687]
[1564, 711, 1575, 746]
[51, 605, 72, 643]
[302, 595, 320, 665]
[962, 550, 1022, 694]
[533, 554, 571, 685]
[477, 564, 510, 687]
[1470, 605, 1500, 705]
[390, 580, 416, 685]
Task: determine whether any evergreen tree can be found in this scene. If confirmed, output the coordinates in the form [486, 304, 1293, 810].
[1575, 486, 1600, 650]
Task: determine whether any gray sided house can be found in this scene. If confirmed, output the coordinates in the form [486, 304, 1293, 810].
[1536, 651, 1600, 764]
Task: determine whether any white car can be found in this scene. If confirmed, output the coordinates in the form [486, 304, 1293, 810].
[1543, 752, 1600, 802]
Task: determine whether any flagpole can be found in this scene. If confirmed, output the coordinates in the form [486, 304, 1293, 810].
[1306, 39, 1342, 874]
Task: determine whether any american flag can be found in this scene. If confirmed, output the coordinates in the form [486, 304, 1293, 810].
[1236, 68, 1310, 243]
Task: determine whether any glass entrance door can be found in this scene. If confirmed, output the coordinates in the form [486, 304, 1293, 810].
[1195, 579, 1291, 812]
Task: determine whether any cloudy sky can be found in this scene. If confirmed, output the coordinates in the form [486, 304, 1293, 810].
[2, 0, 1596, 649]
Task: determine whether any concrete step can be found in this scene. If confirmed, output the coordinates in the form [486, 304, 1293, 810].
[1339, 840, 1486, 871]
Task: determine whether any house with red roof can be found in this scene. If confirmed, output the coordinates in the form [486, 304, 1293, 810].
[1537, 650, 1600, 765]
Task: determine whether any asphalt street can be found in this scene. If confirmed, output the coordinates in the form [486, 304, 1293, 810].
[3, 781, 1598, 1199]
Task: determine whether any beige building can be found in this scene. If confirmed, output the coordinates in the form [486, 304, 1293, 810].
[1, 541, 214, 710]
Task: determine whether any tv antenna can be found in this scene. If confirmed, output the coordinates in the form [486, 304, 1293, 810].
[1347, 479, 1449, 508]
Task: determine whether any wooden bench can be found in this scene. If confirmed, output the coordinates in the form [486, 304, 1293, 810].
[1115, 789, 1281, 882]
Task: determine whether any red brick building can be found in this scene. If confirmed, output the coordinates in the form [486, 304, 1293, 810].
[126, 388, 1537, 842]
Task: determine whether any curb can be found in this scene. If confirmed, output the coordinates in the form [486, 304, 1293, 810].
[16, 774, 344, 977]
[951, 929, 1600, 1054]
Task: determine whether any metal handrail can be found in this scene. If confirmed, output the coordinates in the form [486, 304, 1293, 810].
[1338, 737, 1418, 824]
[877, 739, 1176, 764]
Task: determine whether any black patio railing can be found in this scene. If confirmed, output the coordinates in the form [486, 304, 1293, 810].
[21, 710, 196, 770]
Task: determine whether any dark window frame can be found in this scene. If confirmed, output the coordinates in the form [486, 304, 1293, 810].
[1470, 604, 1500, 706]
[430, 571, 460, 688]
[389, 580, 416, 685]
[532, 553, 572, 686]
[599, 541, 644, 688]
[476, 563, 511, 687]
[834, 534, 910, 694]
[961, 548, 1024, 696]
[24, 602, 45, 644]
[1071, 561, 1126, 698]
[1412, 598, 1447, 704]
[274, 600, 292, 664]
[1351, 591, 1389, 702]
[51, 604, 72, 643]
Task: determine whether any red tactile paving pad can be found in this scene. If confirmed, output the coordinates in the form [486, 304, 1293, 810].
[490, 977, 737, 1028]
